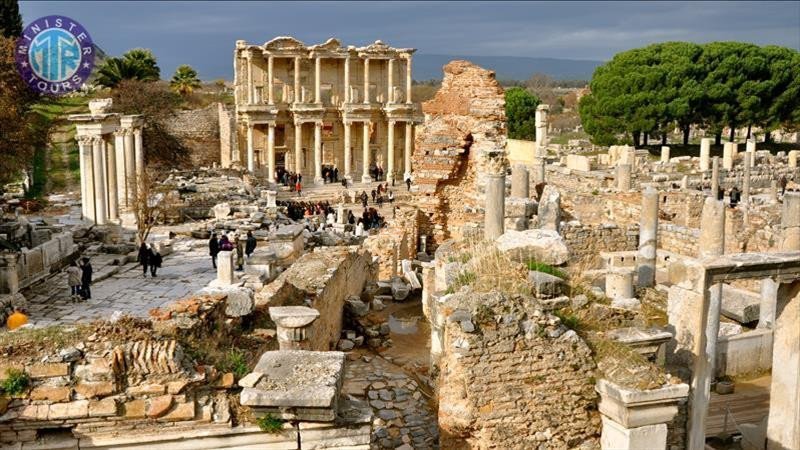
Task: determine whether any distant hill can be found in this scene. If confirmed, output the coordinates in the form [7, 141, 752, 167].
[413, 54, 603, 82]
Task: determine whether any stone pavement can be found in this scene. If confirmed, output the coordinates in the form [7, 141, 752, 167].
[20, 239, 216, 328]
[343, 355, 439, 449]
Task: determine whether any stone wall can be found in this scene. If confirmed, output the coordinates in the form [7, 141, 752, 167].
[658, 223, 700, 257]
[218, 103, 237, 168]
[546, 166, 610, 195]
[561, 222, 639, 267]
[256, 246, 375, 351]
[164, 103, 223, 167]
[412, 60, 507, 250]
[437, 291, 600, 448]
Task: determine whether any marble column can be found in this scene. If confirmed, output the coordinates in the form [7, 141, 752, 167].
[270, 306, 320, 351]
[314, 56, 321, 104]
[484, 172, 506, 240]
[387, 58, 394, 103]
[363, 58, 370, 104]
[294, 122, 303, 176]
[535, 105, 549, 152]
[78, 137, 94, 221]
[533, 158, 546, 184]
[362, 121, 372, 183]
[134, 128, 144, 196]
[267, 124, 276, 182]
[105, 137, 119, 221]
[742, 154, 751, 203]
[267, 55, 274, 105]
[405, 56, 412, 104]
[404, 122, 412, 180]
[293, 56, 300, 104]
[387, 120, 395, 183]
[124, 129, 136, 204]
[606, 268, 634, 300]
[511, 164, 529, 198]
[314, 121, 323, 186]
[113, 131, 127, 209]
[246, 123, 255, 173]
[344, 121, 352, 181]
[616, 164, 632, 191]
[344, 56, 350, 103]
[722, 142, 734, 170]
[92, 137, 108, 225]
[759, 193, 800, 330]
[699, 138, 712, 172]
[766, 280, 800, 450]
[698, 197, 725, 378]
[660, 146, 670, 163]
[637, 187, 658, 287]
[246, 51, 253, 104]
[711, 156, 720, 199]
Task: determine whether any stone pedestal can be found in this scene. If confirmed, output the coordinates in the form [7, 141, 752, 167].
[265, 190, 277, 208]
[788, 150, 798, 169]
[711, 157, 720, 199]
[617, 164, 632, 191]
[532, 158, 546, 184]
[269, 306, 320, 350]
[700, 138, 712, 172]
[511, 164, 529, 199]
[637, 187, 659, 287]
[698, 198, 725, 375]
[217, 250, 235, 285]
[0, 253, 21, 295]
[606, 267, 634, 300]
[722, 142, 735, 170]
[660, 146, 670, 163]
[596, 379, 689, 450]
[484, 174, 506, 240]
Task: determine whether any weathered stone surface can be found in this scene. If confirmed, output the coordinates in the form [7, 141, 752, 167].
[88, 397, 118, 417]
[345, 297, 369, 318]
[162, 401, 196, 421]
[75, 381, 116, 399]
[527, 270, 565, 298]
[30, 386, 71, 402]
[147, 394, 174, 418]
[48, 400, 89, 420]
[495, 229, 569, 265]
[238, 372, 263, 388]
[720, 284, 761, 324]
[28, 363, 70, 378]
[537, 185, 561, 232]
[124, 399, 147, 418]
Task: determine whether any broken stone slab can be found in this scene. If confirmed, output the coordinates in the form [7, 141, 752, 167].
[198, 285, 255, 318]
[495, 228, 569, 265]
[345, 297, 369, 318]
[212, 203, 231, 220]
[401, 260, 421, 290]
[391, 278, 411, 301]
[240, 350, 345, 422]
[720, 284, 760, 324]
[269, 306, 320, 329]
[527, 270, 565, 298]
[611, 298, 642, 311]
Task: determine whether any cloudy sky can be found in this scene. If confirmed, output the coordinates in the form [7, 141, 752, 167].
[19, 1, 800, 80]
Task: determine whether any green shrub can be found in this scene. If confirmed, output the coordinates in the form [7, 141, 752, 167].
[256, 414, 286, 433]
[526, 261, 567, 279]
[1, 369, 30, 396]
[223, 350, 250, 378]
[553, 311, 580, 330]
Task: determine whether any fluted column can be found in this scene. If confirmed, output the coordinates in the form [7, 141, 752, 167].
[294, 122, 303, 176]
[113, 131, 127, 209]
[344, 56, 350, 103]
[405, 56, 412, 104]
[105, 137, 119, 221]
[387, 58, 394, 103]
[314, 121, 323, 185]
[267, 124, 276, 182]
[134, 128, 144, 194]
[363, 58, 370, 104]
[246, 51, 253, 105]
[387, 120, 396, 182]
[92, 137, 107, 225]
[267, 55, 274, 105]
[344, 121, 352, 181]
[124, 129, 136, 205]
[246, 123, 255, 172]
[314, 56, 321, 104]
[404, 122, 413, 180]
[78, 136, 94, 221]
[362, 121, 372, 183]
[293, 56, 300, 104]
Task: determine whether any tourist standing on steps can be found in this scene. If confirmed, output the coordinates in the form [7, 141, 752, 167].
[388, 190, 394, 204]
[149, 248, 162, 277]
[66, 261, 82, 298]
[138, 242, 150, 278]
[405, 177, 412, 191]
[80, 257, 93, 299]
[209, 233, 219, 269]
[296, 180, 302, 197]
[245, 231, 257, 259]
[371, 189, 377, 203]
[234, 235, 245, 271]
[360, 191, 368, 208]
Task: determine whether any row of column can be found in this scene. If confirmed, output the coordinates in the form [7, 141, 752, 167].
[245, 52, 413, 106]
[78, 128, 143, 225]
[247, 120, 414, 184]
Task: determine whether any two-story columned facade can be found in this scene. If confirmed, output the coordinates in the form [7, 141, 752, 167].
[231, 36, 423, 185]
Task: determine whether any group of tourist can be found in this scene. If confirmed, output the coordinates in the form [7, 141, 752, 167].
[208, 231, 257, 271]
[278, 170, 304, 195]
[283, 200, 336, 222]
[65, 257, 93, 301]
[137, 243, 164, 278]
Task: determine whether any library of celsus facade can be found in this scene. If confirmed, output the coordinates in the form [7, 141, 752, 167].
[229, 36, 423, 185]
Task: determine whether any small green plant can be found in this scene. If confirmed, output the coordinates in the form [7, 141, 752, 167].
[223, 350, 250, 378]
[553, 311, 580, 331]
[526, 260, 567, 279]
[256, 414, 286, 433]
[591, 189, 599, 196]
[1, 369, 30, 396]
[454, 270, 476, 288]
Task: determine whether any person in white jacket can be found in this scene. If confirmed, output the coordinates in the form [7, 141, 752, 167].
[66, 262, 82, 300]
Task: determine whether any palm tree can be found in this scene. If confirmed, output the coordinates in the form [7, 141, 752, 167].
[95, 57, 157, 88]
[170, 65, 201, 96]
[122, 48, 160, 80]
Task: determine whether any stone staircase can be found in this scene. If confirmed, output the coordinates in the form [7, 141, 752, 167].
[275, 180, 414, 204]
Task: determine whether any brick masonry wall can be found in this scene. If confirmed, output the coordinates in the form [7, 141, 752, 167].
[561, 223, 639, 266]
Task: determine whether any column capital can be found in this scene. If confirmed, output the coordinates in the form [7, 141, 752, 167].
[78, 135, 94, 146]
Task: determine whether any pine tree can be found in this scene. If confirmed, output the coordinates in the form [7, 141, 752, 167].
[0, 0, 22, 38]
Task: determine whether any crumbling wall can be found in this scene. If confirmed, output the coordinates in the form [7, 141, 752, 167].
[256, 246, 375, 351]
[165, 103, 222, 167]
[218, 103, 237, 168]
[362, 206, 420, 279]
[412, 60, 507, 250]
[561, 223, 639, 267]
[437, 291, 600, 449]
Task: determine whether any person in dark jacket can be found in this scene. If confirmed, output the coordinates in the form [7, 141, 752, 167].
[138, 242, 150, 277]
[149, 249, 162, 277]
[405, 177, 412, 191]
[234, 235, 245, 271]
[80, 257, 93, 299]
[245, 231, 257, 258]
[209, 233, 220, 268]
[360, 191, 369, 208]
